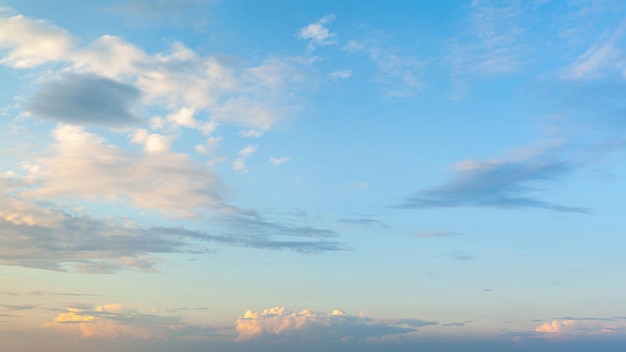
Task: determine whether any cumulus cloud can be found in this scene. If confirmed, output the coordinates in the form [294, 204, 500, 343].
[235, 307, 417, 342]
[1, 13, 310, 134]
[23, 126, 224, 219]
[27, 73, 142, 127]
[48, 304, 217, 340]
[0, 14, 74, 67]
[298, 14, 337, 51]
[397, 150, 587, 213]
[535, 319, 626, 336]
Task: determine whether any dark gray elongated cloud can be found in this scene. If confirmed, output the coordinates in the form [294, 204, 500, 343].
[27, 73, 141, 127]
[397, 157, 588, 212]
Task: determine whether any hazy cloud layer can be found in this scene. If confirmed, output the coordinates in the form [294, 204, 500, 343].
[48, 304, 219, 340]
[27, 73, 142, 127]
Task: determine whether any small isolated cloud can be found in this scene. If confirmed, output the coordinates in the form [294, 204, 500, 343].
[269, 156, 290, 165]
[329, 69, 352, 80]
[443, 320, 473, 327]
[298, 14, 337, 51]
[23, 126, 224, 219]
[232, 145, 258, 174]
[535, 319, 626, 336]
[27, 73, 142, 127]
[448, 251, 475, 261]
[47, 304, 217, 340]
[397, 150, 587, 213]
[410, 231, 457, 238]
[235, 307, 417, 342]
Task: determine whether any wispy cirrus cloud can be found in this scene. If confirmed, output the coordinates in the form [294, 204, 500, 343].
[47, 304, 220, 340]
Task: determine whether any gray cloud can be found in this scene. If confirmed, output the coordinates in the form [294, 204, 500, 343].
[27, 73, 141, 127]
[236, 307, 417, 342]
[397, 157, 587, 213]
[395, 319, 438, 328]
[338, 218, 389, 228]
[443, 320, 473, 327]
[409, 231, 457, 238]
[448, 251, 475, 261]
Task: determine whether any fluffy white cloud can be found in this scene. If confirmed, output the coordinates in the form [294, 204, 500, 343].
[0, 15, 74, 67]
[298, 14, 337, 50]
[23, 126, 224, 219]
[535, 319, 626, 336]
[235, 307, 419, 342]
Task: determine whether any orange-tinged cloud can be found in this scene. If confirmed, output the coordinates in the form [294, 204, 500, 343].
[235, 306, 417, 342]
[48, 304, 172, 340]
[535, 319, 626, 336]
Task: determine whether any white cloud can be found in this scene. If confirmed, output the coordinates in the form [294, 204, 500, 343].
[232, 145, 258, 173]
[47, 304, 216, 340]
[298, 14, 337, 50]
[560, 20, 626, 80]
[329, 69, 352, 80]
[130, 129, 174, 152]
[535, 319, 626, 336]
[0, 15, 74, 68]
[269, 156, 290, 165]
[22, 126, 224, 219]
[235, 306, 417, 342]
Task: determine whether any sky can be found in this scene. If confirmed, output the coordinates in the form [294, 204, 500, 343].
[1, 0, 626, 351]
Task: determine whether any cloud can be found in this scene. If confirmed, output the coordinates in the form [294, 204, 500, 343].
[1, 13, 311, 134]
[298, 14, 337, 51]
[561, 20, 626, 80]
[22, 126, 224, 219]
[27, 73, 142, 127]
[232, 145, 258, 173]
[448, 251, 475, 261]
[47, 304, 218, 340]
[235, 307, 417, 342]
[337, 218, 388, 229]
[409, 231, 457, 238]
[347, 41, 422, 97]
[329, 69, 352, 80]
[443, 320, 473, 327]
[451, 1, 526, 75]
[0, 14, 74, 67]
[396, 151, 587, 213]
[0, 199, 215, 272]
[269, 156, 291, 165]
[535, 319, 626, 336]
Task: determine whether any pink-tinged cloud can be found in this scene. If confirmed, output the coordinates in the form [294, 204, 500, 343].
[235, 306, 419, 342]
[535, 319, 626, 336]
[47, 304, 218, 340]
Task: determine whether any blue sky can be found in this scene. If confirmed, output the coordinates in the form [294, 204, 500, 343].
[1, 0, 626, 351]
